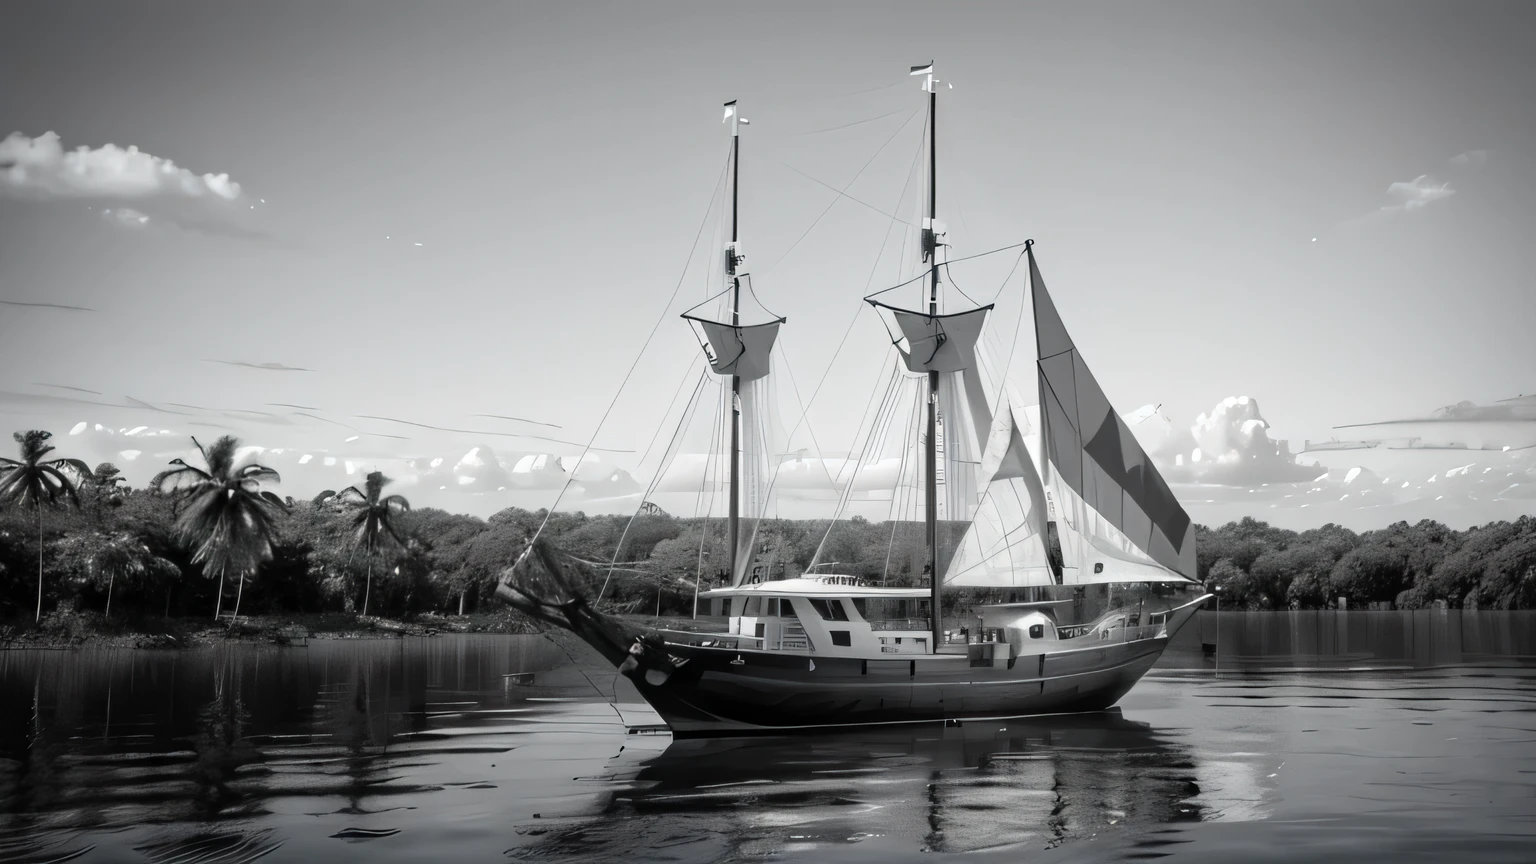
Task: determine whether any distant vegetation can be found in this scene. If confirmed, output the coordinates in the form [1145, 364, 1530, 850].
[1, 428, 1533, 625]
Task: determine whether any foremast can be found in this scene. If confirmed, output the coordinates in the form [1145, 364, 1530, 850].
[681, 101, 782, 590]
[917, 62, 943, 651]
[726, 100, 744, 586]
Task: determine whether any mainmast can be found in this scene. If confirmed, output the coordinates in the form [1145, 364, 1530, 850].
[726, 100, 745, 586]
[916, 63, 942, 651]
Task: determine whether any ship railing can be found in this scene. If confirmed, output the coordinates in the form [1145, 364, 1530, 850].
[868, 618, 931, 632]
[658, 629, 764, 649]
[1058, 623, 1166, 642]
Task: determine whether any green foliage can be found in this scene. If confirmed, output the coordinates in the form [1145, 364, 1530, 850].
[4, 426, 1536, 620]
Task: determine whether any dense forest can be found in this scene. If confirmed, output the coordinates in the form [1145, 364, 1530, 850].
[1, 430, 1534, 626]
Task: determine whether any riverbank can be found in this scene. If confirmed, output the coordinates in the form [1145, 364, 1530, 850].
[0, 607, 544, 649]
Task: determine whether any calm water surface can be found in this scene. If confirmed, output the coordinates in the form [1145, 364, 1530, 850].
[1, 621, 1532, 863]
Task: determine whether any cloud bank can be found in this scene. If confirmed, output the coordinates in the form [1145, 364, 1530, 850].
[0, 131, 242, 202]
[1158, 396, 1320, 486]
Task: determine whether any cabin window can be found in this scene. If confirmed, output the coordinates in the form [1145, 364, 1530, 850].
[743, 597, 765, 617]
[808, 598, 850, 621]
[1094, 563, 1104, 574]
[1028, 624, 1044, 639]
[776, 598, 798, 619]
[830, 631, 851, 647]
[849, 597, 932, 631]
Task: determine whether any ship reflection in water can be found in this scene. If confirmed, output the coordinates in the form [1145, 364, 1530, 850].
[1, 631, 1533, 863]
[537, 710, 1210, 860]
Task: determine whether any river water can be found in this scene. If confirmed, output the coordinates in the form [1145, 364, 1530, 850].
[1, 613, 1533, 863]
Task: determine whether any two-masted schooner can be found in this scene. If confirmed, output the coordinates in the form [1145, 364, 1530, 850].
[498, 64, 1211, 737]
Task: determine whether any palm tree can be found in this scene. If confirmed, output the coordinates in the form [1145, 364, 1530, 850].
[152, 436, 287, 620]
[333, 471, 409, 617]
[0, 431, 90, 622]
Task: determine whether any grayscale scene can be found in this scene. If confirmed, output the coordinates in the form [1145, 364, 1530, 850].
[2, 2, 1533, 862]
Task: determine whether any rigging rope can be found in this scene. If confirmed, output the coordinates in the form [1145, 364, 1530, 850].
[792, 108, 909, 137]
[763, 108, 923, 276]
[776, 162, 919, 228]
[742, 338, 856, 525]
[595, 367, 709, 604]
[695, 380, 730, 586]
[809, 359, 905, 569]
[882, 379, 923, 583]
[525, 148, 731, 553]
[637, 354, 704, 469]
[985, 248, 1032, 417]
[864, 240, 1033, 303]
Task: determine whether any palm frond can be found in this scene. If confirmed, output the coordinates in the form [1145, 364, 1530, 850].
[152, 463, 211, 494]
[45, 457, 92, 479]
[190, 436, 214, 472]
[39, 466, 82, 508]
[383, 495, 411, 513]
[240, 463, 280, 485]
[334, 486, 366, 505]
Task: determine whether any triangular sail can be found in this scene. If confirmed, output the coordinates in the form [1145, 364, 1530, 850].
[942, 392, 1057, 587]
[1031, 247, 1197, 581]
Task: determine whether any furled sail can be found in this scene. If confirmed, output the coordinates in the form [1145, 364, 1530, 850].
[868, 300, 996, 528]
[886, 305, 991, 374]
[1030, 247, 1198, 582]
[680, 289, 787, 586]
[689, 318, 783, 382]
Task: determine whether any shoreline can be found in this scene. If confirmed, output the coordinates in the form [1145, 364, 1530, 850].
[0, 609, 545, 650]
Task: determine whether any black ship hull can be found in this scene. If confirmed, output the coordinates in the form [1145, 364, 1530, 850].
[610, 636, 1169, 737]
[495, 540, 1203, 738]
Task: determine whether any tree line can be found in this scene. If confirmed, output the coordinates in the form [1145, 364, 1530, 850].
[1, 428, 1533, 624]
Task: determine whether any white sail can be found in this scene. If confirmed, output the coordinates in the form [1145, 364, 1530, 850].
[861, 297, 1057, 587]
[1030, 247, 1198, 582]
[942, 394, 1056, 587]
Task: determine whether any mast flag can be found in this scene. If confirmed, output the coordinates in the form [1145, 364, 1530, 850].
[910, 62, 933, 76]
[724, 100, 748, 134]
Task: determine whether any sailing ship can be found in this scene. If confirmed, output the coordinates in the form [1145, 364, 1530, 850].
[498, 64, 1211, 737]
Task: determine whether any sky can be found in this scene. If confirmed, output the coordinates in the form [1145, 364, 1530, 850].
[1, 0, 1533, 530]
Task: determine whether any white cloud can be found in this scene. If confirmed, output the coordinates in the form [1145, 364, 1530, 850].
[1384, 174, 1454, 212]
[1159, 396, 1319, 486]
[100, 206, 151, 228]
[0, 131, 242, 202]
[1450, 149, 1490, 166]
